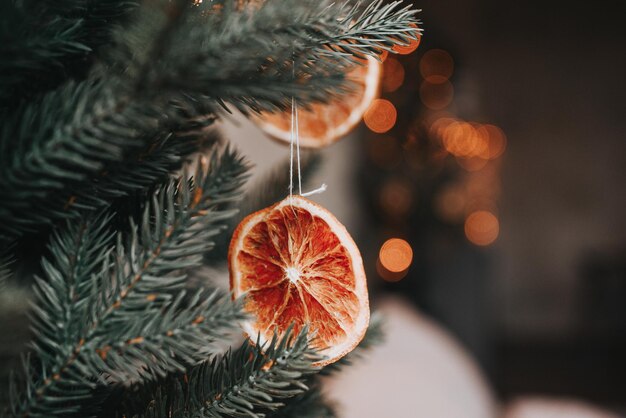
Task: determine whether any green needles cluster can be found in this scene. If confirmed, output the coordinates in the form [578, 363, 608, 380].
[0, 0, 419, 416]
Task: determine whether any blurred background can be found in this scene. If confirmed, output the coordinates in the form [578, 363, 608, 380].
[1, 0, 624, 416]
[227, 0, 626, 416]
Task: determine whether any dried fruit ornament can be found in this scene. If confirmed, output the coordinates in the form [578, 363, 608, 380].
[229, 195, 369, 366]
[230, 95, 370, 365]
[255, 55, 382, 148]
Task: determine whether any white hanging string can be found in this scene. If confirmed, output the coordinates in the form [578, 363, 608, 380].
[295, 102, 302, 195]
[288, 99, 327, 199]
[301, 183, 328, 197]
[288, 56, 326, 199]
[289, 99, 295, 197]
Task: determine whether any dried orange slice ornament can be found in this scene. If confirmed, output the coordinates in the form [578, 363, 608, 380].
[228, 195, 369, 365]
[255, 55, 382, 148]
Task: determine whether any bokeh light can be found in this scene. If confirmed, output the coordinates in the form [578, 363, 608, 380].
[478, 124, 507, 159]
[436, 120, 507, 163]
[364, 99, 397, 133]
[377, 238, 413, 281]
[464, 211, 499, 246]
[442, 122, 477, 157]
[441, 121, 479, 157]
[419, 49, 454, 82]
[382, 58, 405, 92]
[419, 80, 454, 110]
[428, 116, 457, 140]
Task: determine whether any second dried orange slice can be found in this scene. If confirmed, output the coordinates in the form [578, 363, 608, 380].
[255, 55, 382, 148]
[228, 195, 369, 365]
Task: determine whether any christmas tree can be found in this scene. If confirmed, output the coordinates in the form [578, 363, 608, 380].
[0, 1, 420, 416]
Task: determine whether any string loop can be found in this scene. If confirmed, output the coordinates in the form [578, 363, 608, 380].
[289, 98, 326, 199]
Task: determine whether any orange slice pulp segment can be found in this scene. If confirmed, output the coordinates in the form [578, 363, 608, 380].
[229, 196, 369, 365]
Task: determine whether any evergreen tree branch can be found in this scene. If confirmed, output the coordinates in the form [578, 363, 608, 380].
[92, 289, 246, 383]
[0, 251, 13, 292]
[106, 320, 351, 418]
[1, 1, 418, 416]
[0, 82, 218, 242]
[137, 327, 322, 418]
[11, 149, 250, 417]
[320, 0, 422, 58]
[63, 123, 219, 213]
[0, 0, 137, 105]
[94, 147, 248, 320]
[153, 0, 421, 113]
[0, 0, 419, 243]
[11, 214, 117, 417]
[267, 385, 336, 418]
[263, 314, 384, 417]
[29, 214, 115, 362]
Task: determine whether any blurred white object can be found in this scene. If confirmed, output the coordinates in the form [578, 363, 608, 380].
[323, 296, 497, 418]
[503, 397, 620, 418]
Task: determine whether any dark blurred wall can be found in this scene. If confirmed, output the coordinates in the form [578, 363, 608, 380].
[419, 0, 626, 338]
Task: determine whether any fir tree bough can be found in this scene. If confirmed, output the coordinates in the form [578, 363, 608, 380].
[0, 0, 420, 243]
[0, 252, 12, 292]
[136, 327, 322, 418]
[0, 0, 138, 105]
[10, 149, 250, 417]
[0, 0, 421, 416]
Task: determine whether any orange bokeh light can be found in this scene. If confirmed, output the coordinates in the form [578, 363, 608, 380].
[428, 116, 457, 139]
[364, 99, 397, 133]
[464, 211, 499, 246]
[382, 57, 405, 92]
[419, 80, 454, 110]
[420, 49, 454, 82]
[478, 124, 507, 159]
[378, 238, 413, 281]
[439, 121, 492, 162]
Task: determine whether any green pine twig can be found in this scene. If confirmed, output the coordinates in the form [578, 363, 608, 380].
[267, 385, 336, 418]
[66, 125, 219, 213]
[0, 82, 218, 242]
[11, 149, 250, 417]
[0, 0, 137, 105]
[0, 0, 420, 242]
[155, 0, 422, 113]
[0, 251, 13, 292]
[137, 327, 322, 418]
[266, 314, 385, 417]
